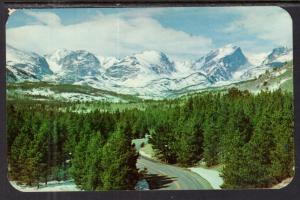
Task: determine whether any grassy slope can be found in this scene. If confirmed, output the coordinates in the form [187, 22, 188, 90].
[7, 82, 142, 102]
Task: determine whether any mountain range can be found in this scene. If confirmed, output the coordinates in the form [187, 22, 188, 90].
[6, 44, 293, 98]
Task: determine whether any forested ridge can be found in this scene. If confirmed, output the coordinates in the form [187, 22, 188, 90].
[7, 88, 294, 190]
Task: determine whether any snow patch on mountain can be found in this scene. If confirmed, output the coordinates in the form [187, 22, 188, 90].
[7, 45, 53, 80]
[262, 47, 292, 67]
[101, 57, 120, 69]
[192, 44, 250, 82]
[239, 47, 293, 80]
[45, 49, 102, 83]
[104, 50, 176, 82]
[7, 65, 40, 83]
[45, 49, 71, 73]
[246, 52, 268, 66]
[134, 50, 176, 74]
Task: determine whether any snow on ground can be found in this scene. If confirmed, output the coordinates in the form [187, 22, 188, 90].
[134, 138, 223, 189]
[10, 180, 80, 192]
[266, 77, 291, 91]
[189, 167, 224, 189]
[279, 77, 291, 85]
[13, 88, 126, 103]
[132, 138, 147, 152]
[22, 88, 55, 96]
[132, 138, 156, 160]
[139, 148, 154, 160]
[134, 179, 150, 190]
[55, 92, 106, 102]
[273, 68, 287, 76]
[54, 92, 126, 103]
[271, 177, 293, 189]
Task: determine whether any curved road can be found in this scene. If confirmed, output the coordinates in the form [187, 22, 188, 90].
[137, 156, 213, 190]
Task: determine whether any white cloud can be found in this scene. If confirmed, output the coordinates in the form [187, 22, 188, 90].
[7, 7, 292, 61]
[24, 10, 62, 26]
[6, 10, 212, 61]
[223, 7, 292, 48]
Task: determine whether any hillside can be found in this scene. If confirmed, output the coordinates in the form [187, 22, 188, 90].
[7, 82, 141, 103]
[176, 62, 293, 99]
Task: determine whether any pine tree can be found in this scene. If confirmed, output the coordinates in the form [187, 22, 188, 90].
[175, 117, 203, 166]
[222, 112, 274, 188]
[202, 113, 221, 166]
[269, 110, 294, 181]
[70, 135, 89, 187]
[81, 132, 104, 190]
[101, 126, 139, 190]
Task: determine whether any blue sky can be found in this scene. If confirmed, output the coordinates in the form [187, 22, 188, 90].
[6, 7, 292, 61]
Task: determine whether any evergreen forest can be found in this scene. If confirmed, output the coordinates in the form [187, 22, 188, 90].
[7, 88, 294, 190]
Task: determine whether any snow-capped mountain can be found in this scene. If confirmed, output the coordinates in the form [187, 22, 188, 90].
[6, 45, 53, 82]
[240, 46, 293, 80]
[105, 50, 175, 81]
[133, 51, 176, 75]
[104, 57, 141, 80]
[192, 44, 250, 81]
[7, 65, 40, 83]
[262, 46, 292, 68]
[6, 44, 293, 98]
[45, 49, 101, 83]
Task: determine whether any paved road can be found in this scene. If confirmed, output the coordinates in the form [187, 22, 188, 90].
[137, 156, 213, 190]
